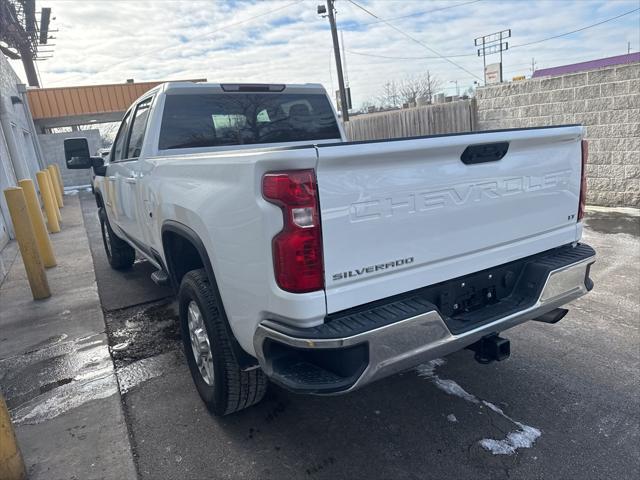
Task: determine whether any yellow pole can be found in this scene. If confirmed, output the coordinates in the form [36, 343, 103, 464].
[48, 165, 64, 208]
[3, 187, 51, 300]
[18, 179, 56, 268]
[0, 394, 26, 480]
[52, 163, 65, 195]
[36, 171, 60, 233]
[43, 170, 61, 223]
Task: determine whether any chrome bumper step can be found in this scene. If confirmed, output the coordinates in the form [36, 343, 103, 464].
[254, 243, 595, 395]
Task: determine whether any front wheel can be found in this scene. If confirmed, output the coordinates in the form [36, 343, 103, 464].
[179, 268, 267, 415]
[98, 208, 135, 270]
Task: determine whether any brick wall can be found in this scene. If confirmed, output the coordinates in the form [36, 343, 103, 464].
[38, 130, 102, 188]
[476, 62, 640, 207]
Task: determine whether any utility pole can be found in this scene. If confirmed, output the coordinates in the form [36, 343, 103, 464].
[530, 57, 537, 76]
[0, 1, 54, 87]
[340, 29, 349, 89]
[628, 41, 631, 54]
[321, 0, 349, 121]
[450, 80, 460, 97]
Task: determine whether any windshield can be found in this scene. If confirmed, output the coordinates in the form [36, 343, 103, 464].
[159, 92, 341, 150]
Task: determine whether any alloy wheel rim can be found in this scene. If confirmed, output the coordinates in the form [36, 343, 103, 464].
[187, 301, 214, 385]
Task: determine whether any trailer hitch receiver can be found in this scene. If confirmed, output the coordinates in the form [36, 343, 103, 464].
[467, 334, 510, 364]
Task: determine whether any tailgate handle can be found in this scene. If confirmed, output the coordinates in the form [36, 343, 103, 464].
[461, 142, 509, 165]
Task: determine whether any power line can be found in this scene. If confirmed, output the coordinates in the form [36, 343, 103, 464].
[191, 0, 305, 43]
[346, 6, 640, 62]
[510, 6, 640, 49]
[345, 0, 483, 81]
[346, 50, 474, 60]
[77, 0, 304, 72]
[360, 0, 483, 26]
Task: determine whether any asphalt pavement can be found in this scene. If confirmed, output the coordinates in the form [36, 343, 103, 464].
[79, 191, 640, 480]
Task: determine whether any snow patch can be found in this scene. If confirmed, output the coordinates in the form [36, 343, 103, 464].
[415, 359, 542, 455]
[433, 377, 479, 404]
[415, 358, 446, 378]
[479, 424, 542, 455]
[64, 184, 90, 193]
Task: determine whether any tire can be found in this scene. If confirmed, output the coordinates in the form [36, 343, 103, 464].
[179, 268, 267, 415]
[98, 207, 135, 270]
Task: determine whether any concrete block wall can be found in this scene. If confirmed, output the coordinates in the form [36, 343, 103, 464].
[38, 130, 101, 188]
[476, 62, 640, 207]
[1, 52, 45, 248]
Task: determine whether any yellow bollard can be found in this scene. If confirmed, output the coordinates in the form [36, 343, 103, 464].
[48, 165, 64, 208]
[52, 163, 65, 197]
[0, 394, 26, 480]
[18, 179, 56, 268]
[50, 163, 63, 194]
[43, 170, 61, 223]
[36, 171, 60, 233]
[3, 187, 50, 300]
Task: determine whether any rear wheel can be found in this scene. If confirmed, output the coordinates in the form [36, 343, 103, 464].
[98, 208, 135, 270]
[179, 268, 267, 415]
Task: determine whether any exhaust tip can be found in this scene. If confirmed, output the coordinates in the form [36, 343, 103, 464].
[533, 308, 569, 324]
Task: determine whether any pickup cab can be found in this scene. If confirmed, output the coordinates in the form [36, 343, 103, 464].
[65, 82, 595, 415]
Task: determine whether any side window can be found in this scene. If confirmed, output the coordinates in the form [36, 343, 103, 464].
[112, 111, 132, 161]
[126, 97, 153, 159]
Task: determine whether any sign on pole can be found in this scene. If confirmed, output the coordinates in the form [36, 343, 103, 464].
[485, 63, 502, 84]
[474, 29, 511, 84]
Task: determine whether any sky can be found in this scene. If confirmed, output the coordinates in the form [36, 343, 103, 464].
[8, 0, 640, 110]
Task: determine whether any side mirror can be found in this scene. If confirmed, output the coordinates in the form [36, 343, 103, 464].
[64, 138, 92, 169]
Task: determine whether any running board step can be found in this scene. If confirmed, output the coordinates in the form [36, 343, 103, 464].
[151, 269, 170, 286]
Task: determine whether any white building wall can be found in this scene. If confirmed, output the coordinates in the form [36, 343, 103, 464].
[0, 52, 45, 249]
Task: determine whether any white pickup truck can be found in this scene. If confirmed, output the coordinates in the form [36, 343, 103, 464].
[65, 82, 595, 415]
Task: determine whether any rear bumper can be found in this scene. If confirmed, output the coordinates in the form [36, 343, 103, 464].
[253, 243, 595, 395]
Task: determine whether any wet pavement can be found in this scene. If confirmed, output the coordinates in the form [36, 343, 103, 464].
[81, 194, 640, 480]
[0, 193, 136, 480]
[79, 192, 172, 312]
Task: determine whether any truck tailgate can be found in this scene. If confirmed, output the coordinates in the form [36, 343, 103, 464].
[316, 125, 583, 313]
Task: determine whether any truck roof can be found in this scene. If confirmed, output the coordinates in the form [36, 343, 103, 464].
[155, 81, 327, 96]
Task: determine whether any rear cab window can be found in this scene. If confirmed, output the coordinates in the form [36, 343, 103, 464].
[158, 92, 341, 150]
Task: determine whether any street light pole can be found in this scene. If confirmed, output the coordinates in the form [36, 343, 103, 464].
[325, 0, 349, 122]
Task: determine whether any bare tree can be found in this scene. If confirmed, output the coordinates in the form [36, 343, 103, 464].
[422, 71, 442, 104]
[79, 122, 121, 148]
[399, 71, 442, 105]
[357, 99, 377, 114]
[377, 80, 400, 109]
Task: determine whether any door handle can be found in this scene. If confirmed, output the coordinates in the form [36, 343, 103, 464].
[460, 142, 509, 165]
[124, 177, 137, 184]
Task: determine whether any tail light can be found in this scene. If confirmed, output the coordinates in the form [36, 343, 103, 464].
[262, 170, 324, 293]
[578, 139, 588, 221]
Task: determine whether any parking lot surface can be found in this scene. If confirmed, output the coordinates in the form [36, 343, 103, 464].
[80, 192, 639, 480]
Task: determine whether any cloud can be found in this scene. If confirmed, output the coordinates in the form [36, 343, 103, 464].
[8, 0, 640, 108]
